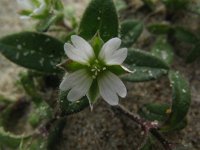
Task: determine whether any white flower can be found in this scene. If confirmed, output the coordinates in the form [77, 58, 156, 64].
[59, 35, 128, 106]
[17, 0, 47, 19]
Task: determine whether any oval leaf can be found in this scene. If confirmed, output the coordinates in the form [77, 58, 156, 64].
[0, 32, 64, 73]
[59, 91, 89, 116]
[151, 36, 174, 65]
[120, 20, 143, 47]
[173, 27, 198, 44]
[78, 0, 118, 41]
[186, 42, 200, 63]
[166, 71, 191, 129]
[122, 66, 168, 82]
[147, 23, 172, 35]
[138, 103, 170, 122]
[125, 49, 169, 69]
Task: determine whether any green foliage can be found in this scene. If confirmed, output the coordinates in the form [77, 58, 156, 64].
[186, 42, 200, 63]
[122, 49, 169, 82]
[120, 20, 143, 47]
[147, 23, 172, 35]
[151, 36, 174, 65]
[0, 32, 64, 73]
[79, 0, 118, 42]
[173, 27, 198, 44]
[36, 13, 63, 32]
[163, 71, 191, 130]
[161, 0, 189, 11]
[139, 103, 170, 122]
[59, 91, 89, 116]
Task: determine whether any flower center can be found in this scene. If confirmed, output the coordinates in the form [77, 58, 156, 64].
[90, 59, 106, 79]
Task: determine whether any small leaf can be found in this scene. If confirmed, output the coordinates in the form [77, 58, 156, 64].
[151, 36, 174, 65]
[125, 49, 169, 69]
[165, 71, 191, 129]
[186, 42, 200, 63]
[122, 66, 168, 82]
[161, 0, 189, 11]
[36, 13, 63, 32]
[147, 23, 172, 35]
[122, 49, 169, 82]
[0, 32, 64, 73]
[138, 103, 170, 122]
[187, 1, 200, 15]
[59, 91, 89, 116]
[79, 0, 118, 41]
[120, 20, 143, 47]
[173, 27, 198, 44]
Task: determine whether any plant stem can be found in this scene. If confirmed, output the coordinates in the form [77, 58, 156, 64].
[112, 104, 173, 150]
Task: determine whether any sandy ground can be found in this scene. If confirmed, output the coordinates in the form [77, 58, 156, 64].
[0, 0, 200, 150]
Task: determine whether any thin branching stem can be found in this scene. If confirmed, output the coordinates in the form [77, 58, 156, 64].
[112, 104, 173, 150]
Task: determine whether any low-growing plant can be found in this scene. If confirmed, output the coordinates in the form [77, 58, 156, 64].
[0, 0, 196, 149]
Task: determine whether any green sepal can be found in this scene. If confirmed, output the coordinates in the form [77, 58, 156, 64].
[87, 80, 99, 105]
[90, 34, 104, 57]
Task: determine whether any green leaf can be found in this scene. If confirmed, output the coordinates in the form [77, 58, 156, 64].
[165, 71, 191, 129]
[186, 42, 200, 63]
[122, 49, 169, 82]
[173, 27, 198, 44]
[138, 103, 170, 122]
[0, 127, 29, 149]
[125, 49, 170, 69]
[59, 91, 89, 116]
[142, 0, 156, 10]
[161, 0, 189, 11]
[147, 23, 172, 35]
[36, 13, 63, 32]
[0, 32, 64, 73]
[28, 102, 52, 127]
[151, 36, 174, 65]
[120, 20, 143, 47]
[79, 0, 118, 42]
[187, 1, 200, 15]
[122, 66, 168, 82]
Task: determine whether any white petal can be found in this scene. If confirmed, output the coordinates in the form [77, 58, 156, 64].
[17, 0, 33, 9]
[64, 43, 89, 64]
[106, 48, 128, 65]
[99, 38, 121, 61]
[98, 73, 119, 105]
[67, 74, 93, 101]
[59, 69, 88, 91]
[105, 71, 127, 98]
[71, 35, 94, 59]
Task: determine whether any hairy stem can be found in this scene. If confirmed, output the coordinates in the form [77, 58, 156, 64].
[112, 104, 173, 150]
